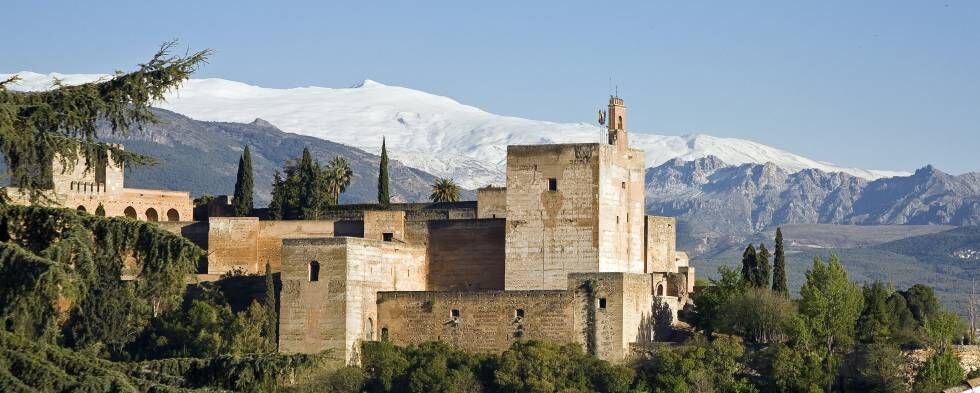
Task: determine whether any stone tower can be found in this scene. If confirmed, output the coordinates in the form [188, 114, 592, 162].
[504, 96, 645, 290]
[607, 96, 628, 150]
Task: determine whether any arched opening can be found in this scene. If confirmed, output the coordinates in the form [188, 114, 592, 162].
[367, 318, 374, 340]
[657, 283, 665, 297]
[166, 208, 179, 221]
[76, 205, 87, 213]
[381, 327, 389, 341]
[123, 206, 137, 219]
[145, 208, 159, 222]
[309, 261, 320, 282]
[617, 115, 623, 129]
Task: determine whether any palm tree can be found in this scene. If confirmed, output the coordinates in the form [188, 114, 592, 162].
[429, 178, 461, 203]
[326, 156, 353, 204]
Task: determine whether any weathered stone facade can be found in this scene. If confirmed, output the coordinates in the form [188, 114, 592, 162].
[6, 147, 193, 222]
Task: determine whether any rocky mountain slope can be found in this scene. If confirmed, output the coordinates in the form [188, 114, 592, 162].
[646, 157, 980, 254]
[5, 108, 462, 205]
[5, 72, 907, 189]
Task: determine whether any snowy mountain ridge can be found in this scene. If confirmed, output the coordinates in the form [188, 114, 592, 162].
[4, 71, 909, 188]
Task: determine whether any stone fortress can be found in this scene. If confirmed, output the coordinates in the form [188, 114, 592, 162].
[7, 96, 694, 365]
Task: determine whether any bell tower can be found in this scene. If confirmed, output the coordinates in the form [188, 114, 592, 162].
[607, 95, 628, 150]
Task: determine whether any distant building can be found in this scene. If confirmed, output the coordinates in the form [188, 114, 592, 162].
[6, 146, 193, 221]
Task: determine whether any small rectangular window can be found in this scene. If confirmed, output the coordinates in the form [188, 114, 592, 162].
[451, 309, 460, 319]
[548, 178, 557, 191]
[515, 309, 525, 318]
[382, 232, 394, 242]
[616, 216, 619, 224]
[621, 181, 626, 189]
[598, 298, 607, 309]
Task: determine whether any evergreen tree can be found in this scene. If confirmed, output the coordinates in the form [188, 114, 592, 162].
[378, 138, 390, 206]
[267, 149, 332, 220]
[267, 171, 287, 220]
[772, 227, 788, 294]
[0, 42, 209, 201]
[296, 148, 328, 219]
[429, 178, 461, 202]
[232, 145, 253, 216]
[741, 244, 757, 286]
[264, 261, 277, 350]
[757, 244, 771, 288]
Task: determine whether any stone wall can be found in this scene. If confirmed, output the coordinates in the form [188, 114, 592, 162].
[426, 219, 505, 291]
[207, 217, 334, 274]
[363, 210, 405, 242]
[568, 272, 652, 361]
[376, 290, 577, 355]
[476, 187, 507, 219]
[278, 237, 426, 366]
[645, 216, 677, 273]
[505, 144, 601, 290]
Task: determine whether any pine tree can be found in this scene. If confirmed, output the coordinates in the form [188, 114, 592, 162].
[263, 261, 277, 350]
[0, 42, 209, 201]
[741, 244, 757, 286]
[757, 243, 771, 289]
[378, 137, 390, 206]
[772, 227, 788, 293]
[232, 145, 253, 216]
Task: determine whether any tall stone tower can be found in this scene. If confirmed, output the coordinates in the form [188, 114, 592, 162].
[607, 96, 628, 150]
[504, 96, 646, 290]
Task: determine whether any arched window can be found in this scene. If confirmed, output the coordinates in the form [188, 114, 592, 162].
[76, 205, 87, 213]
[381, 327, 389, 341]
[657, 283, 665, 297]
[95, 204, 106, 217]
[123, 206, 137, 219]
[166, 208, 180, 221]
[309, 261, 320, 282]
[145, 208, 159, 222]
[617, 115, 623, 129]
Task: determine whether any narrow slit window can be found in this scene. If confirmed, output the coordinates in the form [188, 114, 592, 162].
[309, 261, 320, 282]
[548, 178, 557, 191]
[621, 181, 626, 189]
[598, 298, 607, 309]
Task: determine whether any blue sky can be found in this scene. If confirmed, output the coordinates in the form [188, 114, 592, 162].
[4, 1, 978, 174]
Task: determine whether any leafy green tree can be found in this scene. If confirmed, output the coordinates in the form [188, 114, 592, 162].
[756, 244, 771, 289]
[759, 343, 827, 393]
[232, 145, 254, 216]
[924, 312, 967, 350]
[429, 178, 461, 203]
[741, 244, 757, 287]
[717, 287, 796, 345]
[845, 343, 908, 393]
[886, 292, 920, 346]
[264, 261, 277, 350]
[772, 228, 788, 294]
[494, 340, 637, 393]
[267, 148, 333, 220]
[691, 266, 746, 337]
[798, 255, 864, 391]
[635, 335, 756, 393]
[913, 349, 964, 393]
[857, 282, 895, 344]
[326, 156, 353, 203]
[652, 296, 674, 341]
[378, 138, 391, 206]
[903, 284, 941, 325]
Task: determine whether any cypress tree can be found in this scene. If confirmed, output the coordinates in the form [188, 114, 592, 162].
[757, 243, 771, 288]
[296, 147, 327, 219]
[378, 138, 390, 206]
[741, 244, 757, 285]
[772, 227, 788, 293]
[232, 145, 254, 216]
[264, 261, 277, 350]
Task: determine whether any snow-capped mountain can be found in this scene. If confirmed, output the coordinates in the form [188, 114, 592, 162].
[4, 71, 908, 188]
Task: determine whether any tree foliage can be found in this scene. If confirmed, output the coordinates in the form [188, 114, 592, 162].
[268, 148, 350, 220]
[429, 178, 461, 203]
[378, 138, 390, 206]
[0, 42, 209, 201]
[232, 145, 254, 216]
[772, 227, 788, 294]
